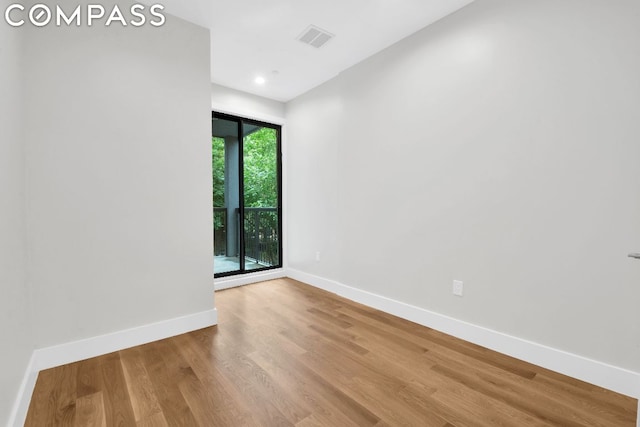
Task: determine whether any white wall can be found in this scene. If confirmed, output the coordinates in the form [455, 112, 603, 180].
[286, 0, 640, 373]
[22, 0, 214, 349]
[0, 4, 34, 423]
[212, 83, 285, 122]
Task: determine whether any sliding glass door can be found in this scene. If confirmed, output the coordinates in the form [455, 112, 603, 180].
[212, 112, 282, 277]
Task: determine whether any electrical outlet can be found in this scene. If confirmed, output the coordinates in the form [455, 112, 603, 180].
[315, 251, 321, 261]
[453, 280, 463, 297]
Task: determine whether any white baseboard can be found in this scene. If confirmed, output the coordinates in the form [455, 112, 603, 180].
[7, 353, 38, 427]
[215, 268, 286, 291]
[287, 268, 640, 401]
[8, 308, 217, 427]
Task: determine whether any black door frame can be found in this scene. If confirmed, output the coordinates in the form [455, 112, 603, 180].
[212, 111, 283, 278]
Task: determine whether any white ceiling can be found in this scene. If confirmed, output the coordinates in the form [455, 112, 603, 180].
[158, 0, 475, 102]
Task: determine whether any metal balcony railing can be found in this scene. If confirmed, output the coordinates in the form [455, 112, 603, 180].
[213, 207, 227, 256]
[213, 206, 279, 267]
[244, 207, 279, 266]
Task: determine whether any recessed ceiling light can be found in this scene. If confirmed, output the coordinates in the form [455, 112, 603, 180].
[254, 76, 266, 85]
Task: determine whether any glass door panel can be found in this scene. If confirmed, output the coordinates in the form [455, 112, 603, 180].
[243, 125, 280, 271]
[212, 117, 241, 275]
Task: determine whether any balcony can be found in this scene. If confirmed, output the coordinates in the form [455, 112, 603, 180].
[214, 207, 279, 275]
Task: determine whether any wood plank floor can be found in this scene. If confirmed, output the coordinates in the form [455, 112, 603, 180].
[25, 278, 637, 426]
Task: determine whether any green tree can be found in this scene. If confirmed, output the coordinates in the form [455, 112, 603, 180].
[212, 137, 225, 208]
[212, 128, 278, 208]
[243, 127, 277, 207]
[212, 137, 225, 231]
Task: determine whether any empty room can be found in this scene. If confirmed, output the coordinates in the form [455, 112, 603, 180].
[1, 0, 639, 426]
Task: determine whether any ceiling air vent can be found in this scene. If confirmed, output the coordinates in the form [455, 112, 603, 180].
[297, 25, 334, 49]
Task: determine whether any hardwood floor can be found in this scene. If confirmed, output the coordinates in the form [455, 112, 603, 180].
[25, 278, 637, 426]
